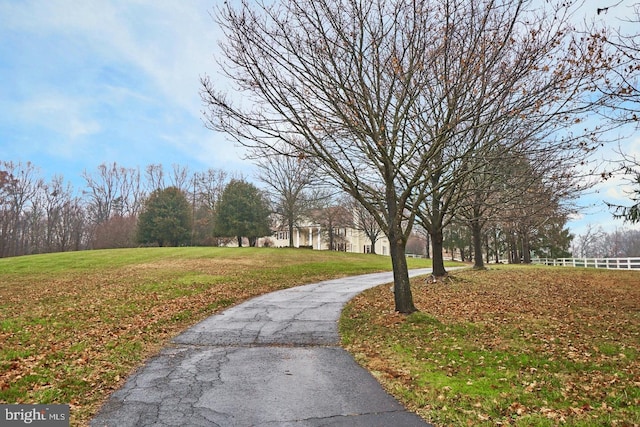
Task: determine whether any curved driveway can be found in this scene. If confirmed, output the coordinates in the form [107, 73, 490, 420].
[91, 269, 434, 426]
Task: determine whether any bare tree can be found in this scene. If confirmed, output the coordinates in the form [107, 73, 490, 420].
[82, 163, 142, 223]
[191, 169, 229, 246]
[310, 193, 352, 251]
[254, 150, 316, 247]
[83, 164, 118, 225]
[0, 161, 42, 257]
[44, 176, 76, 252]
[348, 196, 384, 254]
[169, 164, 191, 192]
[202, 0, 451, 312]
[118, 166, 144, 217]
[455, 141, 587, 268]
[145, 164, 166, 193]
[573, 224, 607, 257]
[82, 163, 143, 247]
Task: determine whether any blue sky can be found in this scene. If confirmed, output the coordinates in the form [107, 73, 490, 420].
[0, 0, 249, 182]
[0, 0, 638, 237]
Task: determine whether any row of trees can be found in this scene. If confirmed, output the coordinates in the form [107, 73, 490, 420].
[0, 158, 414, 255]
[0, 161, 273, 256]
[572, 225, 640, 258]
[137, 179, 273, 248]
[202, 0, 629, 312]
[1, 152, 575, 261]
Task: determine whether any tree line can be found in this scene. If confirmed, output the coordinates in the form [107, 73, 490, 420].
[0, 161, 248, 256]
[0, 149, 577, 262]
[572, 226, 640, 258]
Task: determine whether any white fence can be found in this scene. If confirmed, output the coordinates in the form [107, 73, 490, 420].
[531, 258, 640, 270]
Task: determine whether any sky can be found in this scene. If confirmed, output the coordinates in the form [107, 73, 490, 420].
[0, 0, 638, 238]
[0, 0, 249, 181]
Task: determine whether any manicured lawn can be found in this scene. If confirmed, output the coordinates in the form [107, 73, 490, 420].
[0, 247, 433, 426]
[340, 265, 640, 426]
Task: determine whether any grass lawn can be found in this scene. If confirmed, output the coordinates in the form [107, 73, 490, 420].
[0, 247, 434, 426]
[340, 265, 640, 426]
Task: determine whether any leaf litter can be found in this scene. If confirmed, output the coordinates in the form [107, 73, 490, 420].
[341, 266, 640, 426]
[1, 250, 399, 426]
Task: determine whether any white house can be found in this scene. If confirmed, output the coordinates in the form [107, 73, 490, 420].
[267, 222, 390, 255]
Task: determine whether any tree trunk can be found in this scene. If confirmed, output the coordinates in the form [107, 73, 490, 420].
[431, 229, 447, 277]
[288, 219, 294, 247]
[237, 235, 243, 247]
[522, 233, 531, 263]
[471, 219, 485, 269]
[388, 231, 416, 314]
[485, 235, 490, 265]
[425, 233, 431, 259]
[510, 234, 520, 264]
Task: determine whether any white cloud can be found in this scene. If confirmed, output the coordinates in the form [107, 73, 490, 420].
[16, 92, 102, 141]
[1, 0, 220, 110]
[0, 0, 247, 168]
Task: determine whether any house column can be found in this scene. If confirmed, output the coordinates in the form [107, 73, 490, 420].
[309, 227, 312, 247]
[296, 228, 300, 248]
[317, 226, 321, 250]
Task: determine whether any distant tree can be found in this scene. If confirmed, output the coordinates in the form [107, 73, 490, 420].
[349, 197, 383, 254]
[572, 224, 607, 258]
[0, 161, 42, 257]
[531, 217, 573, 259]
[214, 180, 271, 247]
[191, 169, 229, 246]
[573, 225, 640, 258]
[82, 162, 143, 225]
[254, 150, 315, 248]
[43, 176, 87, 252]
[137, 187, 192, 247]
[443, 222, 472, 262]
[93, 215, 137, 249]
[169, 164, 191, 192]
[406, 232, 428, 257]
[318, 206, 351, 251]
[604, 229, 640, 257]
[308, 192, 353, 251]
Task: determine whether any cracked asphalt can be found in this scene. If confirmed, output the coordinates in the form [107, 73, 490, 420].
[91, 269, 434, 426]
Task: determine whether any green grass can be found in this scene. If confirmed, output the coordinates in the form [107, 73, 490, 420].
[0, 247, 439, 426]
[341, 265, 640, 426]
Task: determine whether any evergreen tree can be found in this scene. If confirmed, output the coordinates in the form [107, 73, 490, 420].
[214, 180, 271, 247]
[137, 187, 192, 247]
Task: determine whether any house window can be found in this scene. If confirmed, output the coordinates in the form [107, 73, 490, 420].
[364, 245, 371, 254]
[277, 231, 289, 241]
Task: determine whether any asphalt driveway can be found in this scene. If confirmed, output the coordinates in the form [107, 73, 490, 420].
[91, 269, 434, 426]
